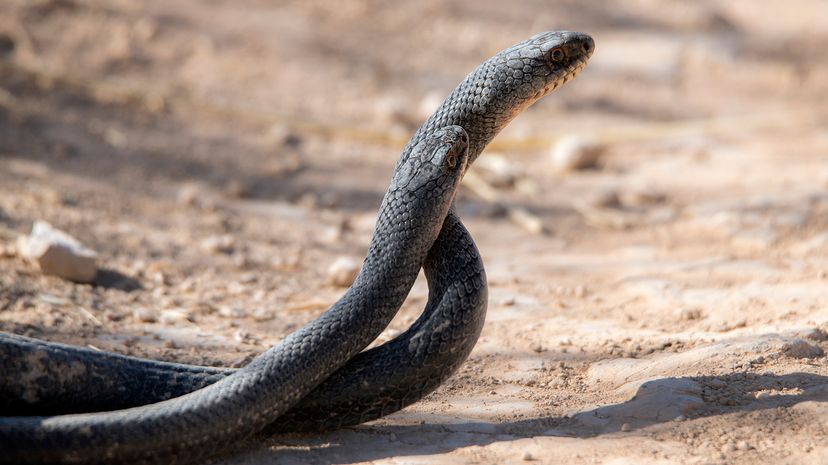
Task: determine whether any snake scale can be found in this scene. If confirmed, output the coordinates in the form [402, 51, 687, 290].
[0, 31, 594, 463]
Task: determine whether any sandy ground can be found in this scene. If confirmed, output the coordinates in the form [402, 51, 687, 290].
[2, 0, 828, 463]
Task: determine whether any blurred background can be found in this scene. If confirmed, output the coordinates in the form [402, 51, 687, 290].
[1, 1, 827, 463]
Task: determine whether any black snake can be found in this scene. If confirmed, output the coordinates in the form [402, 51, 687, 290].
[0, 30, 594, 464]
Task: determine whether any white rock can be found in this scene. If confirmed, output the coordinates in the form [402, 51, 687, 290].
[549, 135, 605, 173]
[475, 154, 519, 188]
[133, 308, 157, 323]
[327, 256, 361, 287]
[200, 234, 235, 254]
[17, 221, 98, 283]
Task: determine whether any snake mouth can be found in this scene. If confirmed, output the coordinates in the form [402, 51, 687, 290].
[550, 55, 590, 93]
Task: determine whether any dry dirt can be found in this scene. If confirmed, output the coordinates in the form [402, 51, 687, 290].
[1, 1, 828, 464]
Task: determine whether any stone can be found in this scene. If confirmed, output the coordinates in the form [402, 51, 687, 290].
[200, 234, 235, 254]
[133, 308, 157, 323]
[17, 221, 98, 283]
[781, 338, 824, 359]
[475, 154, 519, 188]
[549, 135, 605, 172]
[327, 256, 361, 287]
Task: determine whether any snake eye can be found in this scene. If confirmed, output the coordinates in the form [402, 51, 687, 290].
[550, 48, 564, 62]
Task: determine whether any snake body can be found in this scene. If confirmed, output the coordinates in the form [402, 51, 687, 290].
[0, 127, 471, 464]
[0, 208, 487, 433]
[0, 31, 594, 463]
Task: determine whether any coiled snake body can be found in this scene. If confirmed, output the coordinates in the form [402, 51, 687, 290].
[0, 31, 594, 463]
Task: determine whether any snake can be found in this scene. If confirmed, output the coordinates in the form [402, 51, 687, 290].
[0, 30, 594, 463]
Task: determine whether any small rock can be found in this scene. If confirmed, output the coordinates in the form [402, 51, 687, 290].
[549, 135, 605, 173]
[736, 440, 751, 451]
[133, 308, 157, 323]
[163, 339, 176, 349]
[252, 308, 274, 322]
[721, 442, 736, 453]
[475, 154, 519, 188]
[781, 338, 824, 359]
[522, 451, 534, 461]
[17, 221, 98, 283]
[159, 309, 190, 325]
[530, 342, 544, 353]
[200, 235, 235, 254]
[620, 423, 631, 432]
[327, 256, 361, 287]
[218, 306, 247, 318]
[234, 330, 253, 343]
[677, 307, 703, 321]
[674, 415, 686, 422]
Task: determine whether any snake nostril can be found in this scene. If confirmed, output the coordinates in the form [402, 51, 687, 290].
[581, 41, 592, 54]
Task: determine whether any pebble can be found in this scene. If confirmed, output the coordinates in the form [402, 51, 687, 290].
[522, 451, 534, 461]
[620, 423, 631, 432]
[218, 306, 247, 318]
[159, 309, 191, 324]
[17, 220, 98, 283]
[133, 308, 157, 323]
[234, 330, 253, 344]
[677, 307, 703, 321]
[200, 235, 235, 254]
[781, 338, 824, 359]
[721, 442, 736, 453]
[475, 154, 519, 188]
[327, 256, 361, 287]
[736, 440, 751, 451]
[549, 135, 605, 173]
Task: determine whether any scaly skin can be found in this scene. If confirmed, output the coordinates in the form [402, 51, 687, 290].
[0, 30, 594, 461]
[0, 127, 470, 465]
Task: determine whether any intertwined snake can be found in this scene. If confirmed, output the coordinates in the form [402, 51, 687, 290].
[0, 31, 594, 464]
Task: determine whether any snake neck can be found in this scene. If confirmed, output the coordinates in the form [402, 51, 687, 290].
[399, 31, 594, 168]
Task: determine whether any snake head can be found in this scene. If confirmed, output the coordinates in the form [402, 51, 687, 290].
[419, 31, 593, 163]
[485, 31, 594, 116]
[391, 126, 469, 192]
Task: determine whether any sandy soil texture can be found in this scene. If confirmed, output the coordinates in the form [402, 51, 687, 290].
[1, 0, 828, 464]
